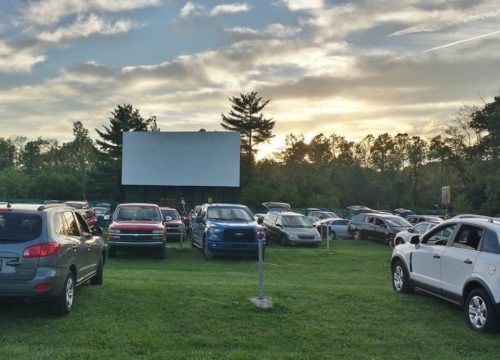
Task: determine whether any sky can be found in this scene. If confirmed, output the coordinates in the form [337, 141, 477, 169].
[1, 0, 500, 159]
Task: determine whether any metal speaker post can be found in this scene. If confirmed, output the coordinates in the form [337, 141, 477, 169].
[250, 235, 272, 308]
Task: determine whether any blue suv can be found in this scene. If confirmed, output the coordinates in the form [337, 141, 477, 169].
[191, 203, 265, 259]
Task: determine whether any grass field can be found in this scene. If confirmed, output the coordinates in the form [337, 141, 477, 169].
[1, 239, 499, 359]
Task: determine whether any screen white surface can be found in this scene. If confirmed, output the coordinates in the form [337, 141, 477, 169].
[122, 132, 240, 187]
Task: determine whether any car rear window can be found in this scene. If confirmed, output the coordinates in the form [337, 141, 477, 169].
[115, 206, 161, 221]
[0, 213, 43, 242]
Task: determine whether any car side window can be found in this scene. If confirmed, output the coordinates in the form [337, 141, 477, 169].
[422, 224, 457, 246]
[276, 215, 283, 227]
[451, 225, 483, 250]
[74, 211, 91, 234]
[480, 229, 500, 254]
[413, 223, 428, 234]
[53, 212, 67, 235]
[198, 206, 206, 220]
[64, 211, 81, 237]
[366, 216, 374, 224]
[375, 218, 386, 227]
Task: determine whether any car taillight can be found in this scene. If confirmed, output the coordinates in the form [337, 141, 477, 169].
[23, 243, 61, 258]
[34, 283, 51, 291]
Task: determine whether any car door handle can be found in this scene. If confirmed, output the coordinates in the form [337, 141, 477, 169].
[433, 254, 441, 259]
[464, 259, 473, 264]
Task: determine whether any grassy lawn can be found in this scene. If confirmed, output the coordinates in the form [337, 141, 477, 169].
[1, 239, 499, 359]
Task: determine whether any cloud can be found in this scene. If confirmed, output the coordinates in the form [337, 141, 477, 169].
[278, 0, 324, 11]
[37, 14, 135, 42]
[210, 3, 250, 16]
[0, 41, 46, 73]
[225, 23, 301, 39]
[180, 2, 203, 18]
[22, 0, 162, 25]
[179, 2, 250, 18]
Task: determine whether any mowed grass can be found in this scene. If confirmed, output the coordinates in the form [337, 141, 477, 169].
[1, 239, 499, 359]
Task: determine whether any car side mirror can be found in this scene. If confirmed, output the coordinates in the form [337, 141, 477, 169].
[410, 235, 420, 245]
[257, 217, 263, 225]
[92, 225, 103, 236]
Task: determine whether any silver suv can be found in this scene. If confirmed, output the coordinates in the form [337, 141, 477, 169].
[0, 203, 106, 315]
[391, 218, 500, 332]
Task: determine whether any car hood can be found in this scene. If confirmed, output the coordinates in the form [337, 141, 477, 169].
[110, 221, 164, 231]
[207, 220, 259, 228]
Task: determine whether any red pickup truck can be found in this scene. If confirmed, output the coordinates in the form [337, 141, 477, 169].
[107, 203, 166, 259]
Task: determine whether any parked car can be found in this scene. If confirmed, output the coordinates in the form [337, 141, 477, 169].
[391, 218, 500, 332]
[406, 215, 444, 225]
[94, 206, 111, 227]
[191, 203, 266, 259]
[0, 203, 105, 315]
[393, 221, 440, 246]
[306, 210, 339, 223]
[392, 208, 415, 218]
[107, 203, 166, 259]
[262, 202, 291, 213]
[160, 207, 183, 241]
[317, 218, 351, 239]
[263, 211, 321, 247]
[64, 201, 97, 231]
[348, 212, 412, 246]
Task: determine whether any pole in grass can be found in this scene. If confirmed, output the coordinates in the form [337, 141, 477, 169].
[326, 224, 332, 255]
[250, 231, 272, 309]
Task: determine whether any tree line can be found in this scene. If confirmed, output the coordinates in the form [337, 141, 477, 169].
[0, 95, 499, 216]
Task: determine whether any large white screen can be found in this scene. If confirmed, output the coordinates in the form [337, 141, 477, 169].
[122, 132, 240, 187]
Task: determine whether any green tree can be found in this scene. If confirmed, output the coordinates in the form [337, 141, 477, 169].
[0, 138, 15, 171]
[221, 92, 275, 163]
[94, 104, 159, 200]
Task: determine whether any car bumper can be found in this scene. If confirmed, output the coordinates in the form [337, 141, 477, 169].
[0, 266, 67, 301]
[108, 240, 165, 248]
[206, 241, 261, 254]
[288, 238, 321, 246]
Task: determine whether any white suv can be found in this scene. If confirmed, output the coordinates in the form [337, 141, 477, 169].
[391, 217, 500, 332]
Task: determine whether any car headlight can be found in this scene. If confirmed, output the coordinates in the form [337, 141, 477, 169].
[208, 227, 222, 238]
[109, 229, 121, 235]
[288, 233, 299, 240]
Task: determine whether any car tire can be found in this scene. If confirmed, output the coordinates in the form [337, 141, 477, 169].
[90, 255, 104, 285]
[353, 230, 361, 241]
[52, 271, 75, 316]
[392, 260, 412, 294]
[281, 235, 288, 247]
[203, 239, 214, 260]
[465, 288, 498, 333]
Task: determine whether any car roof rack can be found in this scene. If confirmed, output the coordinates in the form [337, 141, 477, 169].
[37, 203, 65, 211]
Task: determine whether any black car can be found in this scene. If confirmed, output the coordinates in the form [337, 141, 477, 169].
[405, 215, 444, 225]
[348, 212, 412, 246]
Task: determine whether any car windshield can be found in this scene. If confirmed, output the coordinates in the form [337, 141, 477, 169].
[94, 207, 107, 214]
[207, 207, 254, 221]
[161, 209, 180, 220]
[0, 213, 42, 242]
[115, 206, 161, 222]
[283, 215, 310, 227]
[386, 217, 411, 227]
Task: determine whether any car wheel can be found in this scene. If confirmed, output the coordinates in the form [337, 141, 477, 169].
[353, 230, 361, 241]
[394, 238, 404, 246]
[392, 260, 412, 294]
[203, 239, 214, 260]
[90, 255, 104, 285]
[281, 235, 288, 247]
[52, 271, 75, 316]
[465, 288, 497, 333]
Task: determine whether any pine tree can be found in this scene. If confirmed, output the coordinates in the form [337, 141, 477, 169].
[221, 92, 275, 162]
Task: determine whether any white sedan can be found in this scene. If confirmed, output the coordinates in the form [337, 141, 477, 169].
[393, 221, 439, 246]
